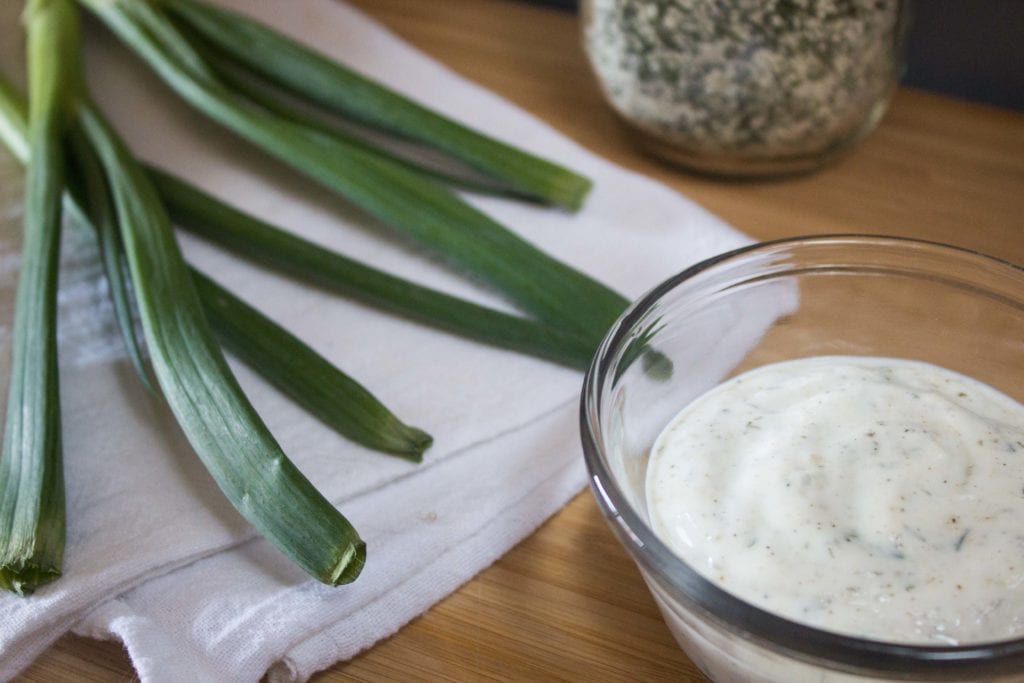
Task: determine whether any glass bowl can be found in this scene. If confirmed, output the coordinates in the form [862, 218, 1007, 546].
[580, 235, 1024, 681]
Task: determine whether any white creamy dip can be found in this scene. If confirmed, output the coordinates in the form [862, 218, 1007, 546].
[646, 356, 1024, 645]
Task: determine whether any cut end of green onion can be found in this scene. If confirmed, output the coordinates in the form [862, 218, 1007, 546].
[0, 558, 61, 596]
[382, 423, 432, 463]
[327, 538, 366, 585]
[551, 174, 593, 213]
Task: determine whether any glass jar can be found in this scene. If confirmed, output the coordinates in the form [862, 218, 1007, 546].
[581, 0, 909, 177]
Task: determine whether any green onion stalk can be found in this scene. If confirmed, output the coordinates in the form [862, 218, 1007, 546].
[77, 96, 368, 586]
[67, 123, 154, 390]
[0, 0, 77, 596]
[189, 268, 432, 460]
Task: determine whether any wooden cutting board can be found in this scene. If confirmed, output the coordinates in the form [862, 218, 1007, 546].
[16, 0, 1024, 680]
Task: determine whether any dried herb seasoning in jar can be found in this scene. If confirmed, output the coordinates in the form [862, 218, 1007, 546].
[581, 0, 908, 176]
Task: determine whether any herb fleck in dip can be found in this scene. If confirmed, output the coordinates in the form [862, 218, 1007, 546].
[582, 0, 905, 174]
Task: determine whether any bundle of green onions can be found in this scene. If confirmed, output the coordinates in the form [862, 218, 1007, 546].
[0, 0, 629, 595]
[77, 0, 629, 346]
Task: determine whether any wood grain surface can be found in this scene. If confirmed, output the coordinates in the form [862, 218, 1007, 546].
[14, 0, 1024, 681]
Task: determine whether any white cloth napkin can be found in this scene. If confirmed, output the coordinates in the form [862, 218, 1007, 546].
[0, 1, 753, 680]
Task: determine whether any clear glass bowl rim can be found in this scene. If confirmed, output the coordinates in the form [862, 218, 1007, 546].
[580, 234, 1024, 678]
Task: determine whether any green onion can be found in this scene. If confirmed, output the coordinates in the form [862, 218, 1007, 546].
[161, 0, 592, 210]
[0, 72, 435, 461]
[208, 62, 539, 203]
[76, 99, 365, 585]
[66, 127, 153, 390]
[78, 0, 629, 345]
[0, 0, 77, 595]
[191, 268, 432, 462]
[0, 78, 29, 162]
[151, 169, 598, 370]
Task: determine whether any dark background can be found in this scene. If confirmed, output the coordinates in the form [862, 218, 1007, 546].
[526, 0, 1023, 111]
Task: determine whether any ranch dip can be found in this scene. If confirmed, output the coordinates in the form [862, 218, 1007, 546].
[646, 356, 1024, 645]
